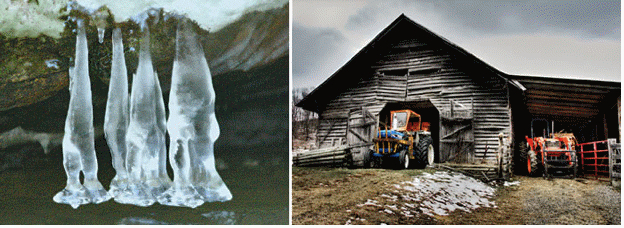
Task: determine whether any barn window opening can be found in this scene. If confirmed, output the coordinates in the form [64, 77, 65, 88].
[379, 69, 408, 76]
[408, 68, 439, 75]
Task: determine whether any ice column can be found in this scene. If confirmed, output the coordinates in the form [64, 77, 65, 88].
[104, 28, 129, 197]
[54, 20, 111, 209]
[157, 18, 232, 208]
[114, 28, 171, 207]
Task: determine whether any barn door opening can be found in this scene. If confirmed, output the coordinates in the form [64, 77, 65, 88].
[347, 107, 377, 166]
[378, 100, 440, 162]
[440, 99, 474, 163]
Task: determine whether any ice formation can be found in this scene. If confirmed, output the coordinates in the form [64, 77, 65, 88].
[156, 18, 231, 208]
[51, 0, 246, 208]
[114, 28, 171, 207]
[104, 28, 130, 198]
[97, 27, 106, 43]
[53, 20, 111, 209]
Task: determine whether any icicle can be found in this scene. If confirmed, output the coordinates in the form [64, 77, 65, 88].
[53, 20, 111, 209]
[157, 18, 231, 208]
[114, 26, 171, 207]
[97, 27, 105, 43]
[92, 6, 110, 44]
[104, 28, 129, 198]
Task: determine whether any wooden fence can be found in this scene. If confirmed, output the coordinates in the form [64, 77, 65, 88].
[292, 145, 349, 167]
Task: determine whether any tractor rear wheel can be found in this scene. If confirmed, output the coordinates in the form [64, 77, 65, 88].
[363, 149, 372, 168]
[414, 135, 433, 169]
[528, 149, 540, 176]
[519, 141, 529, 170]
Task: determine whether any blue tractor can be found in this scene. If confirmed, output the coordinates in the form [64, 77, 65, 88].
[371, 109, 435, 169]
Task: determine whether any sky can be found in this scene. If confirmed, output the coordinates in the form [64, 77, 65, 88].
[292, 0, 621, 89]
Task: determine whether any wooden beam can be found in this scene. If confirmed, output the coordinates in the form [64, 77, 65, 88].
[349, 128, 370, 143]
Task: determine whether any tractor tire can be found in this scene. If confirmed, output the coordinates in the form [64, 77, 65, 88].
[414, 135, 433, 169]
[397, 147, 410, 170]
[344, 150, 355, 169]
[363, 149, 375, 168]
[528, 149, 540, 176]
[519, 141, 529, 173]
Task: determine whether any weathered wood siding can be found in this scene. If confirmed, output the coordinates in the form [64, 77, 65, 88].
[315, 33, 511, 163]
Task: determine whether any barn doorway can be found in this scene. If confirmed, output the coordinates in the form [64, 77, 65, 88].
[378, 100, 440, 163]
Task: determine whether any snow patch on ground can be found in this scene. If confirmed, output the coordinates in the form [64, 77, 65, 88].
[504, 180, 521, 186]
[357, 171, 497, 219]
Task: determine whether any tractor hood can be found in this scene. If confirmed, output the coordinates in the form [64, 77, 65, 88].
[378, 130, 405, 140]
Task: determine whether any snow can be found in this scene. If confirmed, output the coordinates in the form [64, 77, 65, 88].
[75, 0, 287, 32]
[358, 171, 497, 219]
[0, 0, 286, 39]
[504, 181, 521, 187]
[0, 0, 69, 38]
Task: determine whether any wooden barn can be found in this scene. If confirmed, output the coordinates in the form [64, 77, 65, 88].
[295, 14, 620, 174]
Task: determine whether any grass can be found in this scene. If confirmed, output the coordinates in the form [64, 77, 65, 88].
[292, 166, 434, 225]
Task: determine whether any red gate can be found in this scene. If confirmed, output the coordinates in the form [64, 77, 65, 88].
[578, 140, 616, 180]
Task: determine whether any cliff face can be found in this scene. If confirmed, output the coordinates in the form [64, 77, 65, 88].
[0, 4, 289, 170]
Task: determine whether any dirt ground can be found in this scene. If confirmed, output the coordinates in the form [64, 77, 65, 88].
[291, 166, 621, 225]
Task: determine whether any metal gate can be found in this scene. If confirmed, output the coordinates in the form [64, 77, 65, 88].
[578, 139, 621, 182]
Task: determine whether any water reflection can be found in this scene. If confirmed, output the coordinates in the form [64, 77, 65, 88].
[118, 217, 170, 225]
[201, 211, 236, 225]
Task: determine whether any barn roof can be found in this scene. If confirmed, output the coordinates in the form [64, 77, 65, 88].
[296, 14, 621, 118]
[507, 74, 620, 119]
[296, 14, 513, 112]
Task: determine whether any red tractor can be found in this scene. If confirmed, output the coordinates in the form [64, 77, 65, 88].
[521, 120, 578, 177]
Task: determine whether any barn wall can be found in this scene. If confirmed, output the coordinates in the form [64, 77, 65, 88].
[315, 35, 511, 163]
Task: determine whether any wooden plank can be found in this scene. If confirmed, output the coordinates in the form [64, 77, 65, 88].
[441, 125, 471, 139]
[348, 128, 370, 143]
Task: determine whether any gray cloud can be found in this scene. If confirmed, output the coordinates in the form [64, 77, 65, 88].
[292, 22, 352, 88]
[427, 0, 618, 39]
[294, 0, 621, 89]
[344, 0, 620, 40]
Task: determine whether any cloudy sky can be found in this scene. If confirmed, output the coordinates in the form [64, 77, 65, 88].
[292, 0, 621, 89]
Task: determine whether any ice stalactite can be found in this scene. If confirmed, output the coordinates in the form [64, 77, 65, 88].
[104, 28, 129, 198]
[114, 27, 171, 207]
[157, 18, 231, 208]
[91, 6, 110, 44]
[53, 20, 111, 209]
[97, 27, 105, 43]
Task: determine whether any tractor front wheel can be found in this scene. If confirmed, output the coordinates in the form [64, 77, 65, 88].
[397, 148, 410, 170]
